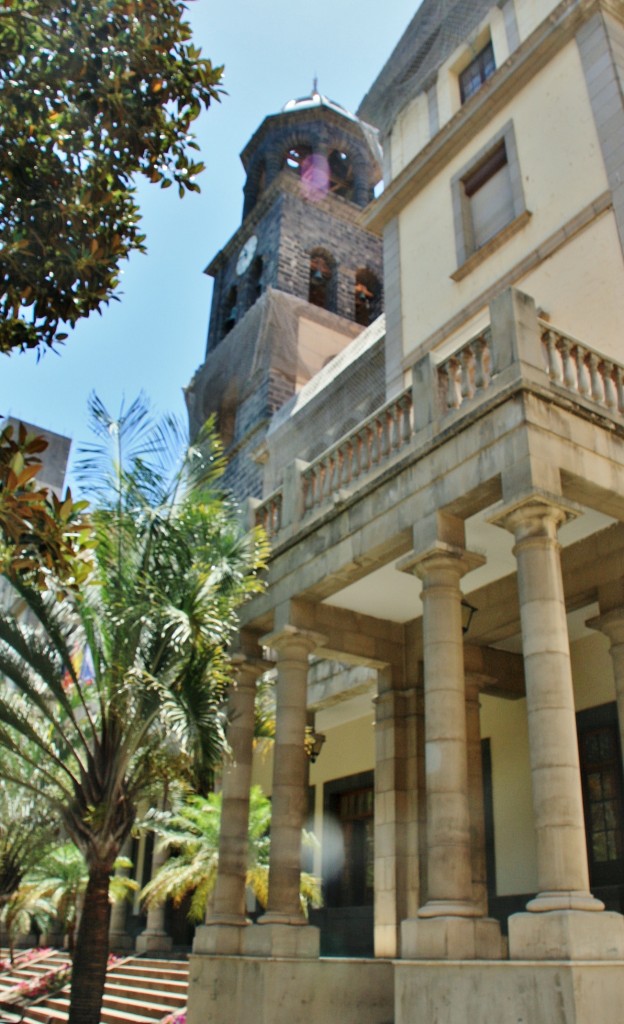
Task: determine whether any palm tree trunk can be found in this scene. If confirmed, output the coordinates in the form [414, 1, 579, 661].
[68, 864, 112, 1024]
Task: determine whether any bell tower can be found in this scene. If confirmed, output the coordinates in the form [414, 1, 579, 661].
[186, 87, 383, 502]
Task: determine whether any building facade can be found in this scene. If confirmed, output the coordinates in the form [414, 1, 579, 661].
[187, 1, 624, 1021]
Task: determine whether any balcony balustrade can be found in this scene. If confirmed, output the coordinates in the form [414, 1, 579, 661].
[253, 291, 624, 542]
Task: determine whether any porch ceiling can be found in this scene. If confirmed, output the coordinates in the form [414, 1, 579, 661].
[322, 503, 616, 633]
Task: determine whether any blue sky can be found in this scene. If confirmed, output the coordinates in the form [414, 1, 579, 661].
[2, 1, 421, 489]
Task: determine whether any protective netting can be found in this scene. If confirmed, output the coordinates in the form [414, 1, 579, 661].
[263, 312, 386, 495]
[358, 0, 498, 132]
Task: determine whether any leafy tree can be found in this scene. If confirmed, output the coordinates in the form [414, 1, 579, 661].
[0, 394, 267, 1024]
[26, 844, 138, 951]
[0, 0, 223, 353]
[0, 421, 92, 590]
[140, 785, 322, 922]
[0, 782, 60, 909]
[0, 883, 56, 964]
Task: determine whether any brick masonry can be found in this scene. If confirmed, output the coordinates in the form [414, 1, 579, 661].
[190, 97, 385, 506]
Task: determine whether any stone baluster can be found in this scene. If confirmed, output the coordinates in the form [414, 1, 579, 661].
[400, 394, 413, 445]
[544, 330, 563, 384]
[475, 336, 491, 391]
[577, 348, 591, 397]
[561, 340, 578, 391]
[603, 362, 618, 412]
[461, 347, 475, 400]
[615, 366, 624, 413]
[588, 352, 605, 404]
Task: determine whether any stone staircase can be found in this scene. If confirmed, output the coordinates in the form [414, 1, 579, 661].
[0, 952, 188, 1024]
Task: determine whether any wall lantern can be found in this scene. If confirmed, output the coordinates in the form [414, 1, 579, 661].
[304, 725, 326, 763]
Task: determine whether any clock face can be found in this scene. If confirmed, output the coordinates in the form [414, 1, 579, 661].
[236, 234, 258, 276]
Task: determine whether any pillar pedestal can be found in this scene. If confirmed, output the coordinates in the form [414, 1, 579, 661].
[241, 922, 320, 958]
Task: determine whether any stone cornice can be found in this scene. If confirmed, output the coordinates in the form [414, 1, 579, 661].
[363, 0, 607, 235]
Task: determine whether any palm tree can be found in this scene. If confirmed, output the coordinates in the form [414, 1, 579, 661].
[0, 394, 267, 1024]
[140, 785, 322, 922]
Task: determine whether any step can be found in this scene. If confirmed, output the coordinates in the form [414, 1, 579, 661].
[19, 953, 188, 1024]
[22, 1009, 68, 1024]
[105, 992, 184, 1017]
[109, 964, 188, 984]
[105, 982, 185, 1008]
[105, 973, 188, 996]
[124, 958, 189, 974]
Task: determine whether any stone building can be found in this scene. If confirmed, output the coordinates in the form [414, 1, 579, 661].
[186, 0, 624, 1022]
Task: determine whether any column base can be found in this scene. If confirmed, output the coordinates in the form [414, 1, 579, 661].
[401, 915, 503, 960]
[509, 909, 624, 960]
[242, 923, 320, 958]
[135, 930, 173, 955]
[526, 889, 604, 912]
[193, 921, 250, 955]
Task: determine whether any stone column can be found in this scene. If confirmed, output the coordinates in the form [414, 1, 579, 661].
[465, 674, 488, 915]
[587, 607, 624, 779]
[373, 675, 419, 958]
[491, 495, 624, 959]
[193, 655, 263, 956]
[244, 626, 324, 958]
[136, 811, 173, 954]
[108, 837, 134, 952]
[399, 543, 502, 959]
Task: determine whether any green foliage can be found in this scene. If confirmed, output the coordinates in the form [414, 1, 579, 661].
[140, 786, 322, 922]
[0, 422, 93, 590]
[0, 781, 60, 906]
[0, 885, 57, 964]
[21, 844, 138, 950]
[0, 394, 267, 1023]
[0, 0, 223, 353]
[0, 394, 267, 871]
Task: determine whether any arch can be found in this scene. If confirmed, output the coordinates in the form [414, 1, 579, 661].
[243, 158, 267, 219]
[354, 268, 381, 326]
[251, 255, 264, 302]
[308, 248, 336, 311]
[222, 285, 238, 336]
[328, 149, 355, 201]
[283, 141, 313, 175]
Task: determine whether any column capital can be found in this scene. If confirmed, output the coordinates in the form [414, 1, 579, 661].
[260, 624, 326, 655]
[397, 541, 485, 581]
[587, 607, 624, 646]
[464, 673, 495, 699]
[231, 653, 271, 688]
[488, 492, 580, 538]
